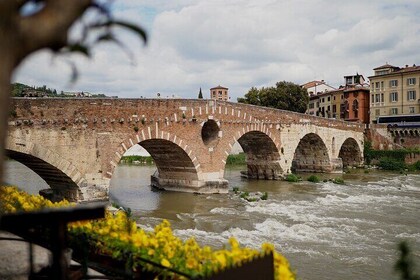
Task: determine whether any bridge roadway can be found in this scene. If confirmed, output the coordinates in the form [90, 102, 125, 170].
[6, 98, 365, 202]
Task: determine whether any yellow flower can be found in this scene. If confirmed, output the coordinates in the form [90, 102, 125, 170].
[161, 258, 171, 268]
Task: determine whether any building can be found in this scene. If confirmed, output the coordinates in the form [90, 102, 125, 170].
[306, 74, 370, 123]
[210, 85, 229, 101]
[307, 94, 319, 116]
[369, 63, 420, 123]
[341, 86, 370, 124]
[301, 80, 336, 96]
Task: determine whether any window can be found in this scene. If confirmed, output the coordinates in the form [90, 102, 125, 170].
[333, 96, 336, 101]
[375, 94, 381, 103]
[408, 90, 416, 101]
[381, 93, 384, 102]
[352, 100, 359, 118]
[390, 80, 398, 87]
[407, 78, 416, 85]
[346, 77, 353, 84]
[390, 92, 398, 102]
[332, 104, 337, 113]
[371, 94, 374, 103]
[381, 81, 384, 89]
[409, 107, 415, 114]
[375, 82, 380, 89]
[391, 108, 398, 115]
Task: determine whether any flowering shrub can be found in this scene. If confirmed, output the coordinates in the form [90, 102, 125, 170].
[0, 186, 294, 279]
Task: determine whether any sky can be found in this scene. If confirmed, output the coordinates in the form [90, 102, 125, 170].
[13, 0, 420, 101]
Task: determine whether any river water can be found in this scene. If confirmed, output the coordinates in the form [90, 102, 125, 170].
[4, 161, 420, 280]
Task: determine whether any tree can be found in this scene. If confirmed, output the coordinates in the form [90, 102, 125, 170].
[0, 0, 146, 182]
[237, 81, 309, 113]
[198, 87, 203, 99]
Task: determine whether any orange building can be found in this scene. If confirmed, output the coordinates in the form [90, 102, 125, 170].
[341, 86, 370, 124]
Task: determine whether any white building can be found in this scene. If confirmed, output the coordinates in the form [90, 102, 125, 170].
[301, 80, 336, 96]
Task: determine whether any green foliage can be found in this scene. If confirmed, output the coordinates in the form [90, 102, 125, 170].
[198, 88, 203, 99]
[332, 178, 345, 185]
[378, 157, 406, 171]
[232, 187, 239, 194]
[285, 174, 300, 182]
[307, 175, 320, 183]
[120, 155, 154, 165]
[239, 191, 249, 199]
[226, 153, 246, 165]
[260, 192, 268, 200]
[414, 161, 420, 170]
[11, 82, 108, 98]
[237, 81, 309, 113]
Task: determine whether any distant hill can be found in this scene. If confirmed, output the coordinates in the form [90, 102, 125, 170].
[11, 82, 108, 98]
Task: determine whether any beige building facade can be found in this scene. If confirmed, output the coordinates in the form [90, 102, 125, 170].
[369, 63, 420, 123]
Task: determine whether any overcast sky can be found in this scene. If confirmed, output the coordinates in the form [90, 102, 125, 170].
[13, 0, 420, 101]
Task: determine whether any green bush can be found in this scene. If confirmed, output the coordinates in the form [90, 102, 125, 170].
[260, 192, 268, 200]
[307, 175, 320, 183]
[378, 157, 406, 171]
[285, 174, 300, 182]
[332, 178, 345, 185]
[413, 161, 420, 171]
[226, 153, 246, 165]
[120, 155, 154, 165]
[239, 191, 249, 199]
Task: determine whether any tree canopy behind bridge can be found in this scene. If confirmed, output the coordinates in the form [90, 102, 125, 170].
[237, 81, 309, 113]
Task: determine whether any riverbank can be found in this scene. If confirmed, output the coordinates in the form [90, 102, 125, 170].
[120, 153, 247, 166]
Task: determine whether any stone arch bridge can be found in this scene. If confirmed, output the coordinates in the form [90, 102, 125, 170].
[6, 98, 365, 202]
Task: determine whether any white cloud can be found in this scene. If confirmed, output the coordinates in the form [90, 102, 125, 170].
[13, 0, 420, 101]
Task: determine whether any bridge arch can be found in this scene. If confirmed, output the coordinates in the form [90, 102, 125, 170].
[292, 133, 331, 173]
[224, 126, 282, 180]
[5, 141, 86, 202]
[338, 137, 363, 167]
[112, 128, 203, 192]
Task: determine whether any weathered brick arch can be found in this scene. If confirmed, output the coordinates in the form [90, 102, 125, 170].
[109, 127, 203, 183]
[338, 137, 363, 167]
[5, 137, 87, 201]
[222, 124, 283, 179]
[292, 132, 332, 173]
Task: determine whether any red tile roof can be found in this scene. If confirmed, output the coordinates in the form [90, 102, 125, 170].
[373, 63, 399, 70]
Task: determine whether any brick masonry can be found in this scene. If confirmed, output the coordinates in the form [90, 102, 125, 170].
[7, 98, 365, 202]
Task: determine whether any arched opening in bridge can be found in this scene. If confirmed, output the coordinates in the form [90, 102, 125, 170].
[292, 133, 331, 173]
[338, 138, 362, 168]
[233, 131, 282, 180]
[112, 139, 199, 194]
[5, 149, 80, 201]
[201, 119, 220, 147]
